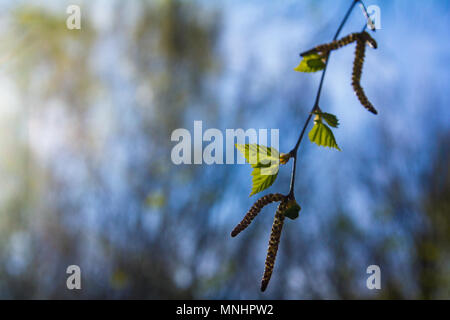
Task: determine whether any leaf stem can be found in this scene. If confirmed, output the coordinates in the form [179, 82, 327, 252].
[288, 0, 360, 197]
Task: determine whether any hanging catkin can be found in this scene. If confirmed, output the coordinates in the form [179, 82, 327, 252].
[352, 31, 378, 114]
[301, 32, 360, 57]
[231, 193, 285, 237]
[260, 199, 288, 292]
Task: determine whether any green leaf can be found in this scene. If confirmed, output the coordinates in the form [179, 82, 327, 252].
[318, 112, 339, 128]
[235, 144, 281, 196]
[308, 120, 341, 151]
[250, 167, 279, 197]
[283, 201, 301, 220]
[294, 53, 326, 73]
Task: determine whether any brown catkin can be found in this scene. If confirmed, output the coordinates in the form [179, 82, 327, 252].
[361, 31, 378, 49]
[260, 199, 288, 292]
[231, 193, 285, 237]
[352, 32, 378, 115]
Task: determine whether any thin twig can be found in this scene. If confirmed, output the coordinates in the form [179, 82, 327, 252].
[358, 0, 376, 32]
[288, 0, 367, 197]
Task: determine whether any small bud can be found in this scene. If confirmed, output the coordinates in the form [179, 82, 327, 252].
[279, 153, 291, 165]
[313, 113, 321, 124]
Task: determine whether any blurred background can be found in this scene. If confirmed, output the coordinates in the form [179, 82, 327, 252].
[0, 0, 448, 299]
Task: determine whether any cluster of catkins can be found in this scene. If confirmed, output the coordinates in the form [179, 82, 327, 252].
[302, 31, 378, 114]
[231, 193, 292, 292]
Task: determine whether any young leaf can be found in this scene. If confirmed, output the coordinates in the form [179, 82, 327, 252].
[308, 120, 341, 151]
[235, 144, 281, 196]
[318, 112, 339, 128]
[250, 167, 279, 197]
[294, 53, 326, 73]
[235, 143, 279, 168]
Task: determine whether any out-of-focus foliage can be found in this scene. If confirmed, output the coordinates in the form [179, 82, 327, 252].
[6, 6, 96, 102]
